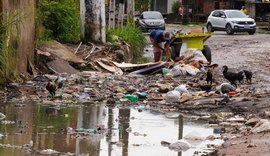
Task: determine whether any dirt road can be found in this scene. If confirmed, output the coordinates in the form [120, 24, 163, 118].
[206, 32, 270, 156]
[207, 32, 270, 89]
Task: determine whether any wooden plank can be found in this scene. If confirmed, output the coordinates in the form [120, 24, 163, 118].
[96, 60, 123, 75]
[131, 62, 168, 75]
[112, 61, 160, 68]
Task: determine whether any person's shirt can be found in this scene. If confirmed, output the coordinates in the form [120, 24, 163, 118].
[241, 8, 248, 15]
[150, 30, 170, 44]
[178, 7, 183, 16]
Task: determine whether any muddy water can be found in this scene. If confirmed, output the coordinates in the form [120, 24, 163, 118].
[0, 102, 222, 156]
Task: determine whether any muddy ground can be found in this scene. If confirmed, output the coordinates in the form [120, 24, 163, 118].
[206, 32, 270, 156]
[159, 26, 270, 155]
[1, 28, 270, 155]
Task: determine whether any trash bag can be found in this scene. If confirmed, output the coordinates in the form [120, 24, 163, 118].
[170, 65, 187, 77]
[166, 90, 180, 102]
[180, 48, 208, 62]
[170, 64, 200, 76]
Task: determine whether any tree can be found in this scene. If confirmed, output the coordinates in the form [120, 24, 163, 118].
[80, 0, 106, 42]
[172, 1, 181, 14]
[135, 0, 149, 13]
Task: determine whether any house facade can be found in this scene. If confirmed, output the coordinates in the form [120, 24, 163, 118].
[151, 0, 179, 14]
[150, 0, 270, 22]
[246, 0, 270, 21]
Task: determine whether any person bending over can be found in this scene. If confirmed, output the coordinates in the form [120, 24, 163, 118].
[150, 30, 171, 62]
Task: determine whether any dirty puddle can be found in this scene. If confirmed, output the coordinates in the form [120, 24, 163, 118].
[0, 102, 223, 155]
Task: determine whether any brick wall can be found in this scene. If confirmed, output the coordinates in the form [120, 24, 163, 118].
[204, 0, 214, 15]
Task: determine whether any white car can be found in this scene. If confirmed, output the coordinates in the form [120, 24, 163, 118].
[206, 10, 256, 35]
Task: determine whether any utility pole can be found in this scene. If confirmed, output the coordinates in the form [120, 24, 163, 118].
[182, 0, 189, 25]
[80, 0, 106, 43]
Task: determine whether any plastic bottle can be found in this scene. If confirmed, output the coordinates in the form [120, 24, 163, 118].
[162, 68, 170, 75]
[123, 94, 138, 103]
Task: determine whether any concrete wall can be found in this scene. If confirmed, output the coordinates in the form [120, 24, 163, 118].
[1, 0, 35, 73]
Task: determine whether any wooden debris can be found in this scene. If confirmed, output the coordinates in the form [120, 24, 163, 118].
[74, 42, 82, 54]
[46, 59, 78, 74]
[96, 60, 123, 75]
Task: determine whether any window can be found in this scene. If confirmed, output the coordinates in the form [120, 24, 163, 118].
[220, 11, 226, 18]
[212, 11, 220, 17]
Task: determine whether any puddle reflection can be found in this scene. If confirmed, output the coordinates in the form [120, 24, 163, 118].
[0, 103, 222, 156]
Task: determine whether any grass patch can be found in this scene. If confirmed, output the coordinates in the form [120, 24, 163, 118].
[36, 0, 80, 43]
[107, 23, 147, 63]
[0, 12, 21, 85]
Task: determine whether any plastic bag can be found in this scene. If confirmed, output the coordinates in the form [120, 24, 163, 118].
[174, 84, 189, 94]
[183, 65, 200, 76]
[170, 65, 187, 77]
[166, 90, 180, 102]
[180, 48, 208, 62]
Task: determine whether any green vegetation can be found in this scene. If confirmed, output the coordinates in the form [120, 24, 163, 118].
[36, 0, 80, 43]
[107, 23, 148, 63]
[0, 13, 21, 85]
[172, 1, 181, 14]
[135, 0, 150, 13]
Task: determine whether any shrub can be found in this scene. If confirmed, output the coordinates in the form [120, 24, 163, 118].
[0, 13, 21, 85]
[37, 0, 80, 43]
[107, 23, 147, 63]
[172, 1, 181, 14]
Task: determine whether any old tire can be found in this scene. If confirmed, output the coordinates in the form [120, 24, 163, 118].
[207, 23, 214, 32]
[202, 45, 212, 63]
[226, 24, 234, 35]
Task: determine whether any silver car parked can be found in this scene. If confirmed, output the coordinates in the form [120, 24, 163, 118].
[136, 11, 166, 32]
[206, 10, 256, 35]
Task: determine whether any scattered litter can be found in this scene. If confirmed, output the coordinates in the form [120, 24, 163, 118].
[161, 141, 171, 147]
[165, 112, 180, 119]
[123, 94, 138, 103]
[39, 149, 60, 155]
[0, 113, 6, 121]
[206, 135, 216, 141]
[168, 140, 191, 152]
[226, 116, 245, 122]
[174, 84, 189, 94]
[136, 92, 148, 99]
[216, 83, 236, 94]
[184, 131, 205, 141]
[165, 90, 180, 103]
[251, 119, 270, 133]
[126, 127, 132, 133]
[115, 141, 124, 147]
[1, 120, 15, 125]
[133, 132, 147, 137]
[213, 128, 225, 134]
